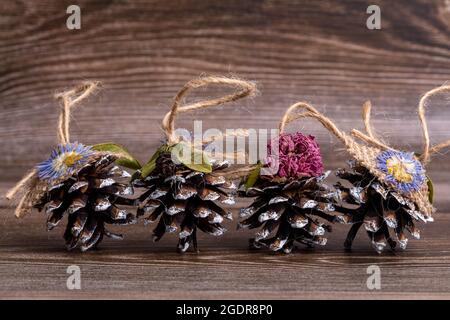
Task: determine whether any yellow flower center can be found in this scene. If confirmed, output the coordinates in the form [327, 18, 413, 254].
[52, 151, 83, 173]
[386, 156, 414, 183]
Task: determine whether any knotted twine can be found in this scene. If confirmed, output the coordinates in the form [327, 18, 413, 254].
[5, 81, 99, 217]
[279, 84, 450, 217]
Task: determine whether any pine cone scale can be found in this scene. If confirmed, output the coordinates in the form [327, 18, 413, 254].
[134, 152, 234, 252]
[33, 152, 136, 251]
[238, 171, 335, 253]
[334, 162, 431, 253]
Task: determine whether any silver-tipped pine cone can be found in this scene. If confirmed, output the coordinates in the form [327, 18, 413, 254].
[333, 161, 434, 253]
[34, 153, 136, 251]
[238, 171, 338, 253]
[132, 153, 236, 253]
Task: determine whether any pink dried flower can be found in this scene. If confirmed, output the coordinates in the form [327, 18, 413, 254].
[266, 132, 324, 178]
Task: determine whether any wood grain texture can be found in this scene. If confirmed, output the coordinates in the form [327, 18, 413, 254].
[1, 204, 450, 299]
[1, 0, 450, 179]
[1, 179, 450, 300]
[1, 0, 450, 299]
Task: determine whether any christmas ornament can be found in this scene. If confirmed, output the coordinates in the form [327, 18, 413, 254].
[287, 85, 450, 253]
[132, 76, 257, 253]
[6, 82, 140, 251]
[238, 103, 339, 253]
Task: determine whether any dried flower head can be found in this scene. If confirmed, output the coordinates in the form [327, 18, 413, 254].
[266, 132, 324, 179]
[37, 142, 94, 181]
[376, 150, 426, 194]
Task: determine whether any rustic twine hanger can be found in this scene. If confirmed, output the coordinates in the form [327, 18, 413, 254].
[279, 84, 450, 216]
[281, 84, 450, 163]
[159, 76, 258, 180]
[5, 81, 99, 217]
[161, 76, 257, 145]
[417, 85, 450, 164]
[55, 81, 99, 145]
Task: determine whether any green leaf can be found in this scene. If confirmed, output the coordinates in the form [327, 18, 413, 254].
[92, 142, 141, 170]
[244, 162, 262, 189]
[141, 142, 213, 178]
[140, 144, 171, 178]
[140, 157, 158, 178]
[130, 170, 142, 183]
[171, 142, 212, 173]
[427, 175, 434, 204]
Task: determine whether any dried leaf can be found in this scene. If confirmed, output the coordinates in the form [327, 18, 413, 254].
[171, 142, 212, 173]
[427, 175, 434, 204]
[140, 144, 171, 178]
[244, 162, 262, 189]
[92, 143, 141, 170]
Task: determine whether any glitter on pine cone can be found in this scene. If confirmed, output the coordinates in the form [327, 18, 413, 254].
[332, 160, 434, 253]
[34, 144, 136, 251]
[132, 152, 237, 253]
[238, 133, 338, 253]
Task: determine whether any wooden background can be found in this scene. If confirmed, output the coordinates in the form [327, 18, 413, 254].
[1, 0, 450, 299]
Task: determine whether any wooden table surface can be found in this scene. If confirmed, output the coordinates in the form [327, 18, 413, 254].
[1, 209, 450, 299]
[1, 183, 450, 300]
[1, 0, 450, 299]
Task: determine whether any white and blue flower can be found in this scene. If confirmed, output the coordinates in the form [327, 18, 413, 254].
[37, 142, 94, 181]
[376, 150, 426, 193]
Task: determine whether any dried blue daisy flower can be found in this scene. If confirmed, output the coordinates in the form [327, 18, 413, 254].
[376, 150, 426, 194]
[5, 82, 140, 252]
[37, 142, 94, 181]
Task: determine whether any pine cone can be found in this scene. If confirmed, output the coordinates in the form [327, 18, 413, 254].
[133, 152, 236, 253]
[34, 150, 136, 251]
[238, 171, 338, 253]
[237, 132, 338, 253]
[333, 160, 433, 253]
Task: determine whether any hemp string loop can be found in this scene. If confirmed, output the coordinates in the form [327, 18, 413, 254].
[55, 81, 99, 145]
[417, 84, 450, 164]
[279, 101, 347, 144]
[162, 76, 257, 145]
